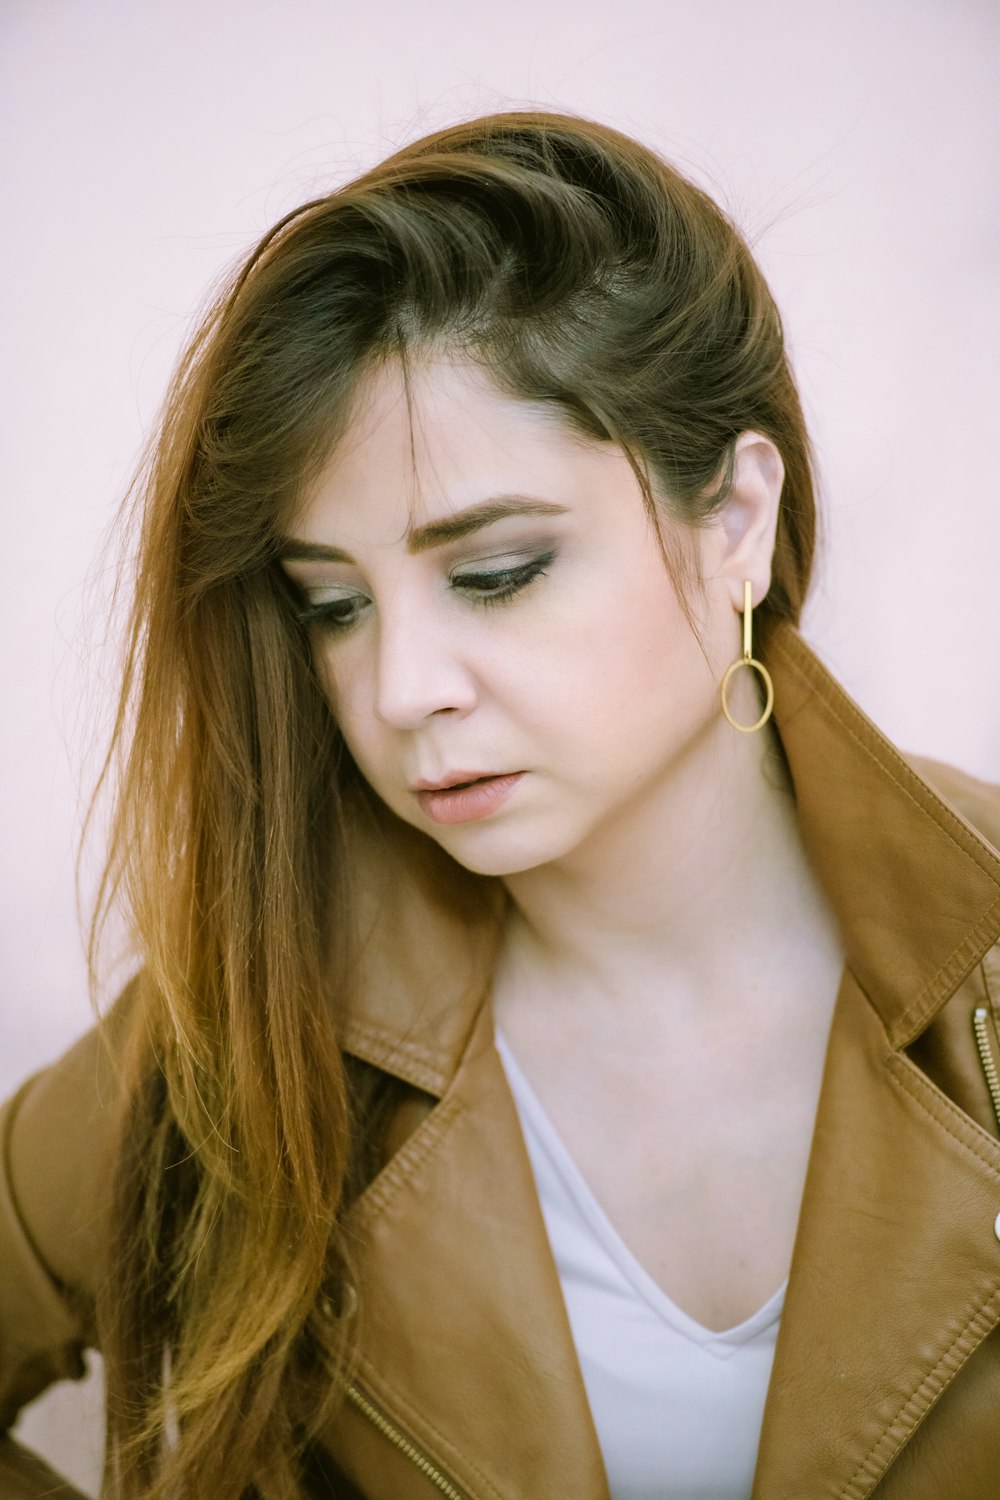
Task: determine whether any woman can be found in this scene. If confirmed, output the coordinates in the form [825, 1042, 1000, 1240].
[2, 111, 999, 1500]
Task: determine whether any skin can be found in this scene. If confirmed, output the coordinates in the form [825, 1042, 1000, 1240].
[282, 353, 844, 1332]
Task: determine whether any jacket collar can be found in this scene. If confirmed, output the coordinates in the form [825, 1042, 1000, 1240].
[765, 624, 1000, 1047]
[338, 622, 1000, 1086]
[335, 790, 506, 1094]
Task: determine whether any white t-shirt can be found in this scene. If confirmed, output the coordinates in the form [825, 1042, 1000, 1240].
[495, 1030, 784, 1500]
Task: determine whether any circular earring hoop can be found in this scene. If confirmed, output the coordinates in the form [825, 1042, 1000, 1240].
[720, 581, 775, 734]
[721, 657, 774, 733]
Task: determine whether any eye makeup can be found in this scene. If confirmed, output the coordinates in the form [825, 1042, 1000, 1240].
[296, 587, 371, 632]
[450, 548, 556, 607]
[290, 547, 557, 633]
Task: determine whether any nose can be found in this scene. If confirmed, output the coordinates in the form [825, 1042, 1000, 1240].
[373, 600, 478, 729]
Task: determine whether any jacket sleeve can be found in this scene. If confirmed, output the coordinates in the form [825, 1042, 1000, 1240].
[0, 1012, 126, 1500]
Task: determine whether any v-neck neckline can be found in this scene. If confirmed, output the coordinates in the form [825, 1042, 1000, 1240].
[493, 1026, 787, 1356]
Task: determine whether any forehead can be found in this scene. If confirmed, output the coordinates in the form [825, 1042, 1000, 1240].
[295, 354, 621, 545]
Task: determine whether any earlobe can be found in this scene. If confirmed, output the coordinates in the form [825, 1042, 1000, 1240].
[717, 432, 785, 610]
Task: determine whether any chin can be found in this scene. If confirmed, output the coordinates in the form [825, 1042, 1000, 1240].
[425, 819, 578, 879]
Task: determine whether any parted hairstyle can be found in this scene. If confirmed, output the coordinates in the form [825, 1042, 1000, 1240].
[92, 110, 817, 1497]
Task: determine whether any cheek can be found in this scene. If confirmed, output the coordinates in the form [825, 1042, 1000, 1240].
[530, 583, 699, 733]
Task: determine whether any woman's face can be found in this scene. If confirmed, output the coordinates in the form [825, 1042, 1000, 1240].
[281, 354, 745, 878]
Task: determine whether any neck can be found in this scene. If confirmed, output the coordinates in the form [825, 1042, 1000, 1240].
[498, 715, 839, 1027]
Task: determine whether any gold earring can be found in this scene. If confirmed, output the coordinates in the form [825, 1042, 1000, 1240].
[720, 580, 774, 733]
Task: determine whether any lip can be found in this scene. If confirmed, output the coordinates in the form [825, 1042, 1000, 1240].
[411, 770, 501, 792]
[413, 771, 525, 825]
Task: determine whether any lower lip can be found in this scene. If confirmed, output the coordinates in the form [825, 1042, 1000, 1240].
[416, 773, 525, 825]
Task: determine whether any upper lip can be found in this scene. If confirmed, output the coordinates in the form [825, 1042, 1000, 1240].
[411, 771, 508, 792]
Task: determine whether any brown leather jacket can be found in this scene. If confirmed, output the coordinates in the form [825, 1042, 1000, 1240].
[3, 625, 1000, 1499]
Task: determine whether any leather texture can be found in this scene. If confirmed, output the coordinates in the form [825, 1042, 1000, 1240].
[2, 623, 1000, 1499]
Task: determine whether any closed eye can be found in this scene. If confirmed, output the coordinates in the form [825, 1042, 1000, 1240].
[451, 550, 555, 607]
[296, 588, 371, 632]
[292, 549, 556, 635]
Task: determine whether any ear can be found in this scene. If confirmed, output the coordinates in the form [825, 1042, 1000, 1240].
[711, 432, 784, 612]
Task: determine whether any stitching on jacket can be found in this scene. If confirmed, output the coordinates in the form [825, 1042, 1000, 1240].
[343, 981, 492, 1094]
[346, 1019, 448, 1068]
[354, 1025, 444, 1065]
[896, 900, 1000, 1042]
[837, 1288, 1000, 1499]
[343, 1020, 451, 1093]
[885, 1052, 1000, 1176]
[351, 1094, 466, 1227]
[354, 1358, 510, 1500]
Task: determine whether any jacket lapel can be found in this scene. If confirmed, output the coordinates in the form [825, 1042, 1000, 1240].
[752, 628, 1000, 1497]
[340, 995, 610, 1500]
[752, 966, 1000, 1498]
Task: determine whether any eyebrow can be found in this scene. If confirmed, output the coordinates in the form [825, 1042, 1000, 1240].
[278, 495, 568, 564]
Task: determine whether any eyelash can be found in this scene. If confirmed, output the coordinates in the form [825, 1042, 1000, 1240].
[297, 550, 556, 633]
[453, 550, 555, 607]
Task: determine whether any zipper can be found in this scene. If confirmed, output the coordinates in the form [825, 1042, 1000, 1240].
[972, 1006, 1000, 1135]
[343, 1380, 471, 1500]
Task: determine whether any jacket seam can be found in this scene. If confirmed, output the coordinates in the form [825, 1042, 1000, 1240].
[348, 1021, 446, 1065]
[884, 1051, 1000, 1176]
[350, 1093, 466, 1227]
[342, 1021, 451, 1094]
[896, 900, 1000, 1043]
[836, 1287, 1000, 1499]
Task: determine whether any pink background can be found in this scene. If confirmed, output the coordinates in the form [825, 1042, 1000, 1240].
[2, 0, 998, 1486]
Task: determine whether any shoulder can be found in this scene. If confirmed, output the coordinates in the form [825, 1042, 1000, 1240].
[2, 981, 139, 1313]
[906, 753, 1000, 857]
[0, 1015, 119, 1431]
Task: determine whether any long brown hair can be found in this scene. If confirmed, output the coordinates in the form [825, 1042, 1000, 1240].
[93, 110, 817, 1497]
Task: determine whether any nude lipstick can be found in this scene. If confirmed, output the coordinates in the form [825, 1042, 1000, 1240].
[413, 772, 524, 825]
